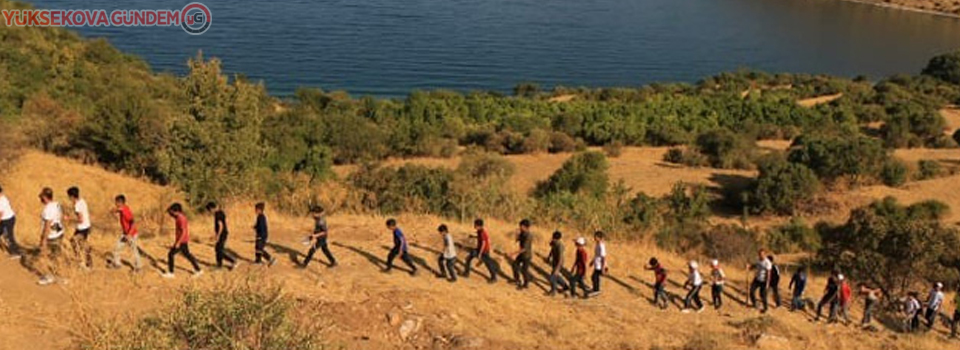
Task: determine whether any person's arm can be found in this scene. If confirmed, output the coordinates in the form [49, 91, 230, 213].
[789, 275, 795, 290]
[39, 219, 50, 248]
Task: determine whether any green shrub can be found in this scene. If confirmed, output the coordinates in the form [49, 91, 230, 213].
[917, 159, 942, 180]
[520, 129, 551, 154]
[748, 155, 820, 215]
[547, 131, 578, 153]
[922, 50, 960, 84]
[787, 135, 887, 184]
[702, 224, 760, 263]
[621, 192, 661, 231]
[603, 140, 624, 158]
[694, 129, 754, 169]
[880, 159, 908, 187]
[534, 151, 609, 199]
[665, 182, 712, 224]
[662, 147, 708, 167]
[766, 217, 820, 253]
[350, 163, 455, 215]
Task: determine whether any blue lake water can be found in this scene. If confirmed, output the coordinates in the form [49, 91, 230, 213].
[25, 0, 960, 97]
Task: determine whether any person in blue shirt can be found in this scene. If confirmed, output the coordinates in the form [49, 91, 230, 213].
[384, 218, 417, 276]
[788, 265, 808, 311]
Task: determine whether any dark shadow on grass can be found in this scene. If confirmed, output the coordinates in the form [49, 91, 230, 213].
[331, 242, 385, 269]
[380, 244, 436, 276]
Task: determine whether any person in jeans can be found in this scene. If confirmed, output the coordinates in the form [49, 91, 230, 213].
[37, 187, 65, 286]
[546, 231, 569, 296]
[253, 202, 276, 266]
[509, 219, 533, 290]
[859, 284, 882, 327]
[206, 202, 237, 270]
[589, 231, 607, 296]
[747, 249, 772, 313]
[301, 205, 337, 268]
[767, 255, 782, 308]
[646, 257, 669, 309]
[161, 203, 202, 278]
[568, 237, 591, 298]
[111, 194, 141, 271]
[66, 187, 92, 269]
[925, 282, 945, 331]
[463, 218, 497, 283]
[0, 185, 22, 258]
[682, 260, 704, 313]
[436, 224, 457, 282]
[814, 270, 840, 322]
[709, 259, 725, 310]
[905, 292, 922, 333]
[788, 265, 808, 311]
[384, 218, 417, 275]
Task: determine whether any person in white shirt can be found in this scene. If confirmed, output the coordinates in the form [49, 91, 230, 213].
[926, 282, 945, 330]
[589, 231, 607, 295]
[747, 249, 773, 313]
[905, 292, 922, 332]
[37, 187, 64, 286]
[66, 187, 92, 269]
[436, 224, 457, 282]
[683, 260, 705, 312]
[0, 185, 22, 258]
[710, 259, 726, 310]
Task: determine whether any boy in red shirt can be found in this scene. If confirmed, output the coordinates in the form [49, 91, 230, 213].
[161, 203, 202, 278]
[110, 194, 142, 271]
[462, 218, 498, 283]
[646, 257, 669, 309]
[838, 274, 852, 324]
[568, 237, 591, 298]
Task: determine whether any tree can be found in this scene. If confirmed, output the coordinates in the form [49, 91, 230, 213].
[534, 151, 609, 198]
[922, 50, 960, 84]
[749, 155, 820, 215]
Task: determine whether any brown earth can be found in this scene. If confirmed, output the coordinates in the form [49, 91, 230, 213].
[842, 0, 960, 16]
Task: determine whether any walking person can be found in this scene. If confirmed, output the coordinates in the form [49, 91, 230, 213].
[36, 187, 65, 286]
[682, 260, 704, 313]
[546, 231, 569, 296]
[436, 224, 457, 282]
[462, 218, 497, 283]
[66, 187, 92, 269]
[788, 265, 808, 312]
[837, 274, 852, 324]
[509, 219, 533, 290]
[383, 218, 417, 275]
[253, 202, 276, 266]
[206, 202, 237, 270]
[568, 237, 591, 298]
[161, 203, 202, 278]
[589, 231, 607, 296]
[709, 259, 725, 310]
[110, 194, 141, 271]
[905, 292, 922, 333]
[646, 257, 669, 309]
[300, 205, 337, 268]
[747, 249, 773, 313]
[767, 255, 782, 308]
[859, 284, 882, 328]
[951, 286, 960, 338]
[925, 282, 945, 331]
[0, 185, 22, 259]
[814, 270, 840, 322]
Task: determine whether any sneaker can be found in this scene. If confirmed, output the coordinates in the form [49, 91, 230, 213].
[268, 257, 277, 267]
[192, 270, 204, 278]
[160, 272, 175, 279]
[37, 275, 56, 286]
[697, 307, 705, 313]
[230, 261, 240, 270]
[409, 269, 418, 276]
[681, 309, 692, 314]
[328, 261, 338, 268]
[8, 254, 22, 260]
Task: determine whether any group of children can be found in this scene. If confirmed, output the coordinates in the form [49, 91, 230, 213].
[1, 186, 958, 336]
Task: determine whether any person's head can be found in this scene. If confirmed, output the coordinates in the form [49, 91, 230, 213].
[437, 224, 448, 234]
[473, 218, 484, 230]
[167, 203, 183, 216]
[908, 291, 919, 298]
[255, 202, 265, 214]
[575, 237, 586, 247]
[310, 205, 325, 219]
[710, 259, 719, 269]
[552, 231, 562, 240]
[205, 201, 218, 212]
[39, 187, 53, 204]
[767, 255, 775, 263]
[594, 231, 604, 241]
[837, 274, 845, 282]
[386, 218, 397, 229]
[649, 257, 659, 267]
[67, 186, 80, 201]
[689, 260, 699, 271]
[831, 269, 840, 277]
[935, 282, 944, 290]
[758, 249, 767, 259]
[519, 219, 531, 232]
[115, 194, 126, 207]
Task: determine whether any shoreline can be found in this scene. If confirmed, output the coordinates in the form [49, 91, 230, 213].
[839, 0, 960, 19]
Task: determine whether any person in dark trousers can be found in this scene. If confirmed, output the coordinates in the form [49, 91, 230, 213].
[767, 255, 782, 308]
[161, 203, 202, 279]
[463, 218, 497, 283]
[206, 202, 237, 270]
[951, 286, 960, 338]
[384, 218, 417, 275]
[682, 260, 704, 313]
[709, 259, 725, 310]
[510, 219, 533, 290]
[253, 202, 276, 266]
[925, 282, 945, 331]
[789, 265, 808, 311]
[568, 237, 591, 298]
[66, 187, 92, 269]
[546, 230, 569, 296]
[436, 224, 457, 282]
[814, 270, 840, 322]
[747, 249, 773, 313]
[859, 284, 882, 328]
[0, 185, 21, 258]
[646, 257, 669, 309]
[301, 205, 337, 268]
[906, 292, 922, 333]
[589, 231, 607, 296]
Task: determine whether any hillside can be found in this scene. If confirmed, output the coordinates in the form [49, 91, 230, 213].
[843, 0, 960, 16]
[0, 150, 954, 350]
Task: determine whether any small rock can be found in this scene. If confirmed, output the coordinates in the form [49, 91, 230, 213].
[386, 310, 402, 326]
[399, 318, 422, 341]
[451, 335, 485, 349]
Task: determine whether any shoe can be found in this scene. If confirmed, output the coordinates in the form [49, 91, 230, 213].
[268, 257, 277, 267]
[681, 309, 692, 314]
[160, 272, 175, 279]
[697, 307, 705, 313]
[8, 254, 21, 260]
[409, 269, 418, 276]
[487, 278, 497, 284]
[328, 261, 338, 268]
[382, 267, 392, 273]
[37, 275, 56, 286]
[192, 270, 204, 278]
[229, 262, 239, 271]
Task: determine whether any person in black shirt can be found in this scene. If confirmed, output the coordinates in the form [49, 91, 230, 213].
[815, 270, 840, 322]
[206, 202, 237, 270]
[768, 255, 782, 308]
[253, 202, 276, 266]
[547, 230, 569, 296]
[510, 219, 534, 290]
[301, 205, 337, 268]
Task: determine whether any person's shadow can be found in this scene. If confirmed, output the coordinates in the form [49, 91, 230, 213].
[331, 242, 386, 269]
[380, 245, 437, 276]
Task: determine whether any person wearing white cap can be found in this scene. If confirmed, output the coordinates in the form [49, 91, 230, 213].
[568, 237, 591, 298]
[682, 260, 704, 312]
[925, 282, 945, 330]
[709, 259, 726, 310]
[837, 274, 852, 324]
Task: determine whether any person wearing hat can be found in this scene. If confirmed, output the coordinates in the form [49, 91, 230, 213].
[546, 230, 569, 296]
[709, 259, 726, 310]
[925, 282, 945, 330]
[837, 274, 852, 324]
[682, 260, 704, 312]
[509, 219, 534, 290]
[568, 237, 591, 298]
[645, 257, 669, 309]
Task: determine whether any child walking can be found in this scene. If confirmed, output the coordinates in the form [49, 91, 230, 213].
[682, 260, 704, 313]
[710, 259, 725, 310]
[161, 203, 202, 278]
[206, 202, 237, 270]
[67, 187, 92, 269]
[110, 194, 141, 271]
[568, 237, 591, 298]
[253, 202, 276, 266]
[589, 231, 607, 296]
[301, 205, 337, 268]
[436, 224, 457, 282]
[384, 218, 417, 275]
[646, 257, 669, 309]
[547, 231, 569, 296]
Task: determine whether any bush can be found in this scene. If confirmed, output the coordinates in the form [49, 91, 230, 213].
[534, 151, 609, 199]
[766, 217, 820, 253]
[922, 50, 960, 84]
[520, 129, 551, 154]
[662, 147, 708, 167]
[621, 192, 662, 231]
[880, 159, 909, 187]
[787, 135, 887, 184]
[350, 163, 455, 215]
[917, 159, 942, 180]
[694, 129, 754, 169]
[603, 140, 624, 158]
[547, 132, 578, 153]
[665, 182, 712, 224]
[702, 224, 760, 263]
[748, 155, 820, 215]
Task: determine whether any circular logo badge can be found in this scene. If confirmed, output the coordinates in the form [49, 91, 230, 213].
[181, 3, 211, 35]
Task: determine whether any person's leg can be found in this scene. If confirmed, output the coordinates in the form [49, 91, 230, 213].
[549, 271, 559, 294]
[482, 253, 498, 281]
[463, 250, 476, 276]
[82, 230, 92, 268]
[445, 257, 457, 281]
[401, 251, 417, 274]
[653, 282, 664, 306]
[694, 285, 703, 309]
[302, 239, 319, 267]
[927, 309, 937, 329]
[511, 258, 521, 285]
[70, 233, 83, 263]
[385, 246, 399, 270]
[771, 284, 780, 307]
[181, 244, 201, 272]
[684, 287, 695, 309]
[568, 275, 579, 297]
[759, 283, 769, 312]
[951, 310, 960, 337]
[749, 280, 759, 308]
[112, 237, 126, 267]
[129, 236, 142, 270]
[1, 217, 20, 255]
[520, 257, 531, 287]
[862, 299, 873, 326]
[591, 269, 601, 293]
[828, 299, 838, 322]
[437, 254, 447, 277]
[712, 285, 721, 309]
[167, 246, 178, 273]
[319, 237, 336, 265]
